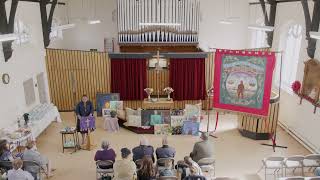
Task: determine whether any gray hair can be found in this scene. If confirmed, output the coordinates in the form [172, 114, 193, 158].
[201, 132, 209, 141]
[101, 140, 110, 149]
[162, 136, 168, 145]
[140, 136, 149, 146]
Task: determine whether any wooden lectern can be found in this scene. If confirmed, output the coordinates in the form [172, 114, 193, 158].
[80, 116, 96, 151]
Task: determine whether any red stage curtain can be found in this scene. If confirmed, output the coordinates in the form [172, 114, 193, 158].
[169, 58, 206, 100]
[111, 59, 147, 100]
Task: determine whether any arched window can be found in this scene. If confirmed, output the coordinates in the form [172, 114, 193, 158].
[14, 20, 31, 45]
[274, 24, 303, 93]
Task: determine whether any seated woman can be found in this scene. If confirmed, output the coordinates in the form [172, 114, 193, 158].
[113, 148, 136, 180]
[22, 141, 54, 178]
[132, 136, 155, 163]
[177, 156, 202, 179]
[159, 159, 174, 177]
[137, 156, 156, 180]
[0, 139, 14, 161]
[94, 140, 116, 169]
[7, 158, 34, 180]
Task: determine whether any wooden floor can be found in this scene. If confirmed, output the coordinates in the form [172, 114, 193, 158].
[35, 112, 310, 180]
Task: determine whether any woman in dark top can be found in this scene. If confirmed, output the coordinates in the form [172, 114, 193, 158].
[94, 140, 116, 169]
[0, 139, 13, 161]
[137, 156, 156, 180]
[75, 95, 94, 145]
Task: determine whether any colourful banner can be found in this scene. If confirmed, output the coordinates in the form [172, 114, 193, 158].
[213, 50, 276, 116]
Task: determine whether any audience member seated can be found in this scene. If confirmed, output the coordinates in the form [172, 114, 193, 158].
[156, 136, 176, 160]
[132, 137, 155, 162]
[0, 139, 13, 161]
[183, 166, 206, 180]
[7, 158, 34, 180]
[159, 159, 174, 177]
[113, 148, 137, 180]
[177, 156, 202, 179]
[190, 132, 213, 163]
[94, 140, 116, 169]
[22, 141, 54, 177]
[137, 156, 156, 180]
[316, 167, 320, 176]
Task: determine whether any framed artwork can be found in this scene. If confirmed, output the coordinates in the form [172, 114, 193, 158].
[171, 116, 185, 127]
[102, 108, 112, 117]
[185, 104, 201, 121]
[154, 124, 171, 135]
[110, 101, 123, 110]
[213, 49, 276, 116]
[301, 59, 320, 103]
[96, 93, 120, 116]
[141, 110, 171, 126]
[182, 121, 200, 136]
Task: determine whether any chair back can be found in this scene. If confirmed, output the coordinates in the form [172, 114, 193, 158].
[96, 160, 114, 169]
[281, 177, 304, 180]
[197, 158, 215, 166]
[157, 158, 175, 169]
[266, 156, 285, 161]
[214, 177, 233, 180]
[183, 175, 206, 180]
[304, 154, 320, 161]
[0, 160, 12, 171]
[309, 177, 320, 180]
[159, 176, 178, 180]
[286, 155, 304, 162]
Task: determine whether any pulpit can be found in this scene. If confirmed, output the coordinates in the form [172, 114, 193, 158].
[80, 116, 96, 150]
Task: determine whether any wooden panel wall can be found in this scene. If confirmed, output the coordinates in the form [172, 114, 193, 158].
[46, 49, 212, 111]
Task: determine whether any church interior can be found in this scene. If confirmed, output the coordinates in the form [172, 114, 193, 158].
[1, 0, 320, 179]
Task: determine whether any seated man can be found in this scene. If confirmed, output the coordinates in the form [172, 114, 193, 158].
[156, 136, 176, 160]
[190, 132, 213, 163]
[7, 158, 34, 180]
[94, 140, 116, 169]
[22, 141, 54, 178]
[113, 148, 136, 180]
[132, 136, 155, 163]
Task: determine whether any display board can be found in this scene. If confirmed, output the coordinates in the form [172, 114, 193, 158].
[213, 49, 276, 116]
[96, 93, 120, 116]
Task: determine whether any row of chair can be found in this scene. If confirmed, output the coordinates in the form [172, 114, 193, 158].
[259, 154, 320, 179]
[278, 177, 320, 180]
[96, 157, 216, 180]
[0, 160, 46, 180]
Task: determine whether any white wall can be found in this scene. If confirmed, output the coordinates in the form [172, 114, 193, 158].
[249, 2, 320, 153]
[50, 0, 118, 51]
[51, 0, 250, 51]
[0, 1, 50, 129]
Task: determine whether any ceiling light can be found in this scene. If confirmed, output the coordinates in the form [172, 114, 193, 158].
[88, 20, 101, 25]
[139, 22, 181, 26]
[52, 23, 75, 31]
[248, 25, 274, 32]
[219, 19, 233, 25]
[310, 31, 320, 40]
[0, 33, 18, 42]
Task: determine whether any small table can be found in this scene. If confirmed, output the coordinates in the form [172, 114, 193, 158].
[60, 128, 78, 153]
[104, 117, 120, 132]
[142, 98, 174, 109]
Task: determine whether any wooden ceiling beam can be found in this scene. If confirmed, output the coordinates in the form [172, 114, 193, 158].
[19, 0, 65, 5]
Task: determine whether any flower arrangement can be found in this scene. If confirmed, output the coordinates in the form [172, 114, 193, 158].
[144, 88, 154, 101]
[163, 87, 174, 100]
[291, 81, 301, 94]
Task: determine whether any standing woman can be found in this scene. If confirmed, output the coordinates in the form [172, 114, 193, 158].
[75, 95, 94, 145]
